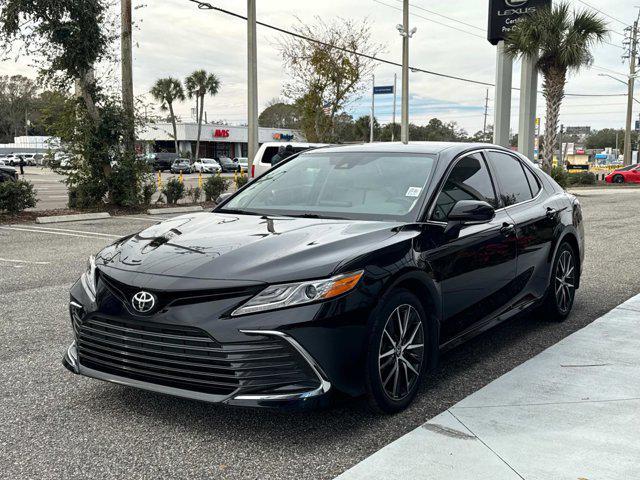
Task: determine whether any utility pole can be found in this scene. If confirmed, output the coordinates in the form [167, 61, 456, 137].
[247, 0, 259, 177]
[483, 89, 490, 142]
[623, 12, 639, 166]
[370, 74, 375, 143]
[121, 0, 135, 155]
[392, 73, 397, 142]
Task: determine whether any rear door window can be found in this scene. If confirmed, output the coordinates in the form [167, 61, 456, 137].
[486, 152, 534, 207]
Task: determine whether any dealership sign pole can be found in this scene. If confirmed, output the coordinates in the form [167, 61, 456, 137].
[488, 0, 550, 156]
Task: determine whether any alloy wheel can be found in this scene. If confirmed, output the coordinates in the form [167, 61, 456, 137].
[378, 304, 424, 401]
[555, 249, 575, 314]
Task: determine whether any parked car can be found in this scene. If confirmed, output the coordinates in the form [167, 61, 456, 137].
[217, 156, 241, 173]
[147, 152, 179, 172]
[234, 157, 248, 173]
[3, 154, 23, 166]
[605, 164, 640, 184]
[170, 159, 192, 174]
[0, 165, 18, 182]
[193, 158, 222, 174]
[251, 142, 328, 178]
[15, 153, 42, 166]
[63, 142, 584, 413]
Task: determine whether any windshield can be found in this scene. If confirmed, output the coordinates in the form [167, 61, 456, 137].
[220, 152, 436, 221]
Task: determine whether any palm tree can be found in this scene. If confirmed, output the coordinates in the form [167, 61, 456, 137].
[505, 3, 607, 173]
[185, 70, 221, 160]
[150, 77, 185, 154]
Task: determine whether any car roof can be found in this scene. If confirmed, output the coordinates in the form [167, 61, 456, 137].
[311, 141, 510, 156]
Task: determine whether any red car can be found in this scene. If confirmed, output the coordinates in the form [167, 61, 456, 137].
[605, 164, 640, 184]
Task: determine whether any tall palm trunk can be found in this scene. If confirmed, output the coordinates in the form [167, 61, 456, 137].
[542, 68, 566, 174]
[168, 101, 179, 154]
[195, 93, 205, 161]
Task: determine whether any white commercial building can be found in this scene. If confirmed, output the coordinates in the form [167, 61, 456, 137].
[137, 122, 303, 159]
[0, 135, 59, 154]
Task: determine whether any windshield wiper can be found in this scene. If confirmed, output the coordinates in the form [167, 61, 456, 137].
[217, 208, 262, 216]
[284, 213, 348, 220]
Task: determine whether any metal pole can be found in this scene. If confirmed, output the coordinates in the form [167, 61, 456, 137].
[483, 89, 489, 142]
[624, 17, 638, 166]
[370, 75, 375, 143]
[121, 0, 135, 155]
[392, 73, 397, 142]
[559, 124, 564, 167]
[247, 0, 259, 177]
[493, 41, 513, 147]
[401, 0, 409, 144]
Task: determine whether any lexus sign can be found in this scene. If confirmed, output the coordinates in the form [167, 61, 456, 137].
[487, 0, 551, 45]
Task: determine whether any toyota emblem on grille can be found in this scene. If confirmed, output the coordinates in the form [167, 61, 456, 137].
[132, 291, 156, 313]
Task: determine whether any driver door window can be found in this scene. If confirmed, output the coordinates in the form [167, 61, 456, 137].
[431, 154, 498, 222]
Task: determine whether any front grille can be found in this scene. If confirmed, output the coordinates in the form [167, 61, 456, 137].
[72, 315, 319, 396]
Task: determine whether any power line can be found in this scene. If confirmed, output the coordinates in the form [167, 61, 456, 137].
[373, 0, 485, 40]
[186, 0, 627, 98]
[395, 0, 485, 32]
[575, 0, 630, 28]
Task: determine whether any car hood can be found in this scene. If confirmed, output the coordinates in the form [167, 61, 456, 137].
[96, 212, 409, 284]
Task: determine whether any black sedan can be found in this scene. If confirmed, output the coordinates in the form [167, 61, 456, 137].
[63, 143, 584, 413]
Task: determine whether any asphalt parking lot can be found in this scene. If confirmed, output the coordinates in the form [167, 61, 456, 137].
[14, 167, 237, 211]
[1, 188, 639, 480]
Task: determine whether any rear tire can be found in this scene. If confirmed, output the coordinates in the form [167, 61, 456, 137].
[613, 175, 624, 184]
[365, 289, 428, 414]
[538, 242, 577, 322]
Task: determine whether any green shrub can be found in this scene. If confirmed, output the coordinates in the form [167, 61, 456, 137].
[568, 171, 596, 186]
[67, 179, 107, 209]
[162, 177, 185, 205]
[142, 181, 157, 205]
[0, 179, 38, 214]
[235, 173, 248, 190]
[550, 166, 568, 189]
[203, 175, 229, 202]
[187, 186, 202, 204]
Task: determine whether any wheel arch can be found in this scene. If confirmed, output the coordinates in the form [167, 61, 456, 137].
[550, 228, 582, 289]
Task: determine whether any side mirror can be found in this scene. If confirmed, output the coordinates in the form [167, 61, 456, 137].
[215, 192, 232, 204]
[445, 200, 495, 237]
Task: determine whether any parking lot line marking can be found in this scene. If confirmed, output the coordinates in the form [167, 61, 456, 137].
[0, 257, 51, 265]
[0, 226, 98, 239]
[9, 225, 120, 238]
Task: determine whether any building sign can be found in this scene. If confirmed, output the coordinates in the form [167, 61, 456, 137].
[373, 86, 394, 95]
[214, 129, 230, 138]
[487, 0, 551, 45]
[273, 133, 294, 141]
[565, 126, 591, 135]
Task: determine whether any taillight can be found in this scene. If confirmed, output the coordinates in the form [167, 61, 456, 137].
[251, 164, 255, 178]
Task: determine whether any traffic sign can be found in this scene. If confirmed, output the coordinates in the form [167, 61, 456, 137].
[373, 86, 394, 95]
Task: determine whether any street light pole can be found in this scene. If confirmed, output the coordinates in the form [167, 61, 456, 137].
[624, 17, 639, 166]
[247, 0, 259, 177]
[121, 0, 135, 155]
[400, 0, 410, 144]
[392, 73, 397, 142]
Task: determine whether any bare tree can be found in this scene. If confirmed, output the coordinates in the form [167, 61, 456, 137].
[278, 17, 384, 142]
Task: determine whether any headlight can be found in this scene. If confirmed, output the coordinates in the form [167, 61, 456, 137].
[231, 270, 364, 316]
[81, 255, 97, 300]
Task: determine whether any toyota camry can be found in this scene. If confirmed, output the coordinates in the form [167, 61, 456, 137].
[63, 143, 584, 413]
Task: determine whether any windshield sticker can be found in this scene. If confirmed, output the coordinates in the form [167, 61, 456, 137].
[405, 187, 422, 197]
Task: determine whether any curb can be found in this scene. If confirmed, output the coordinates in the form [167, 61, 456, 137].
[147, 206, 204, 215]
[36, 212, 111, 224]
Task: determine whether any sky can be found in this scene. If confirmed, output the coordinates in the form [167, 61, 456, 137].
[0, 0, 636, 136]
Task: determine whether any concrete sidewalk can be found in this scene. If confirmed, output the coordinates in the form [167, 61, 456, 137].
[338, 294, 640, 480]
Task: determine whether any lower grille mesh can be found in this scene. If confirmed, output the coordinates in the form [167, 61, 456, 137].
[73, 315, 318, 396]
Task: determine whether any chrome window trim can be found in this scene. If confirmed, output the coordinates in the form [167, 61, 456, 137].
[235, 329, 331, 401]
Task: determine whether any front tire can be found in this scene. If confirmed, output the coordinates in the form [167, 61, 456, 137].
[539, 242, 577, 322]
[365, 289, 428, 414]
[613, 175, 624, 184]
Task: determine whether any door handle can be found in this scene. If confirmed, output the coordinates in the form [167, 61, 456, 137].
[500, 223, 516, 237]
[546, 207, 558, 219]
